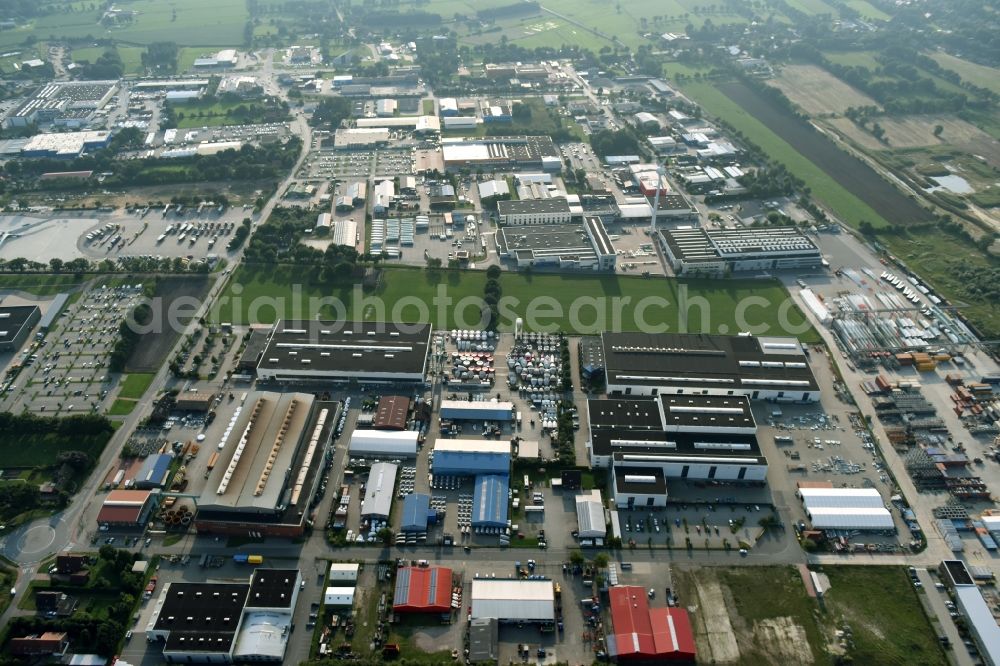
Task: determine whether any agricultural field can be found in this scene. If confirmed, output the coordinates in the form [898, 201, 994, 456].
[784, 0, 837, 16]
[710, 80, 935, 227]
[842, 0, 890, 20]
[0, 0, 247, 49]
[822, 50, 881, 70]
[769, 64, 879, 115]
[680, 81, 894, 229]
[0, 273, 89, 296]
[827, 115, 998, 155]
[71, 45, 144, 74]
[211, 265, 818, 341]
[929, 52, 1000, 96]
[673, 566, 944, 665]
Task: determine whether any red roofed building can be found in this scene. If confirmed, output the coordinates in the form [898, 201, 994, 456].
[392, 566, 452, 613]
[608, 586, 696, 662]
[374, 395, 410, 430]
[97, 489, 156, 528]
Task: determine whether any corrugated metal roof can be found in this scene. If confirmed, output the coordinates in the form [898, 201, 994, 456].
[575, 495, 606, 538]
[955, 585, 1000, 664]
[607, 586, 696, 659]
[360, 462, 397, 518]
[806, 507, 893, 529]
[393, 567, 452, 613]
[799, 487, 885, 509]
[472, 475, 508, 527]
[401, 493, 430, 532]
[470, 579, 554, 621]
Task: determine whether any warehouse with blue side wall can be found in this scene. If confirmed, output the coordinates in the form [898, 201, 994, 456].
[432, 440, 511, 476]
[472, 475, 509, 528]
[440, 400, 513, 421]
[401, 493, 435, 532]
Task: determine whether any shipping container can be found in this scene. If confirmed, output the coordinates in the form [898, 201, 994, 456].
[233, 553, 249, 564]
[247, 555, 264, 565]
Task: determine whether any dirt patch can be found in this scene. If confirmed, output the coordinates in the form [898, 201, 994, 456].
[828, 115, 1000, 166]
[769, 65, 879, 115]
[691, 577, 741, 663]
[126, 275, 213, 372]
[752, 616, 814, 663]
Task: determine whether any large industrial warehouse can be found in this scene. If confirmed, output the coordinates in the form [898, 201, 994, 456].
[393, 566, 453, 613]
[431, 440, 511, 476]
[195, 392, 337, 537]
[255, 320, 432, 383]
[600, 332, 820, 401]
[658, 226, 823, 275]
[469, 579, 555, 623]
[607, 586, 696, 662]
[146, 569, 301, 663]
[586, 394, 767, 481]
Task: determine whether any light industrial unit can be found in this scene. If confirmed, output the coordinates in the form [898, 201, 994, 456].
[469, 579, 555, 623]
[496, 197, 573, 226]
[575, 490, 607, 539]
[797, 486, 893, 531]
[431, 440, 511, 476]
[393, 566, 453, 613]
[401, 493, 434, 532]
[607, 586, 696, 662]
[471, 475, 509, 528]
[360, 462, 398, 520]
[97, 489, 158, 529]
[940, 560, 1000, 665]
[439, 400, 513, 421]
[327, 563, 360, 583]
[195, 392, 337, 537]
[348, 430, 419, 458]
[255, 320, 432, 383]
[600, 332, 820, 401]
[441, 135, 561, 172]
[495, 217, 616, 270]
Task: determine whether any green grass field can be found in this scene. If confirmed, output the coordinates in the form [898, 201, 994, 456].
[117, 373, 155, 400]
[681, 81, 892, 229]
[785, 0, 837, 15]
[0, 274, 87, 295]
[108, 398, 138, 416]
[823, 566, 945, 665]
[930, 52, 1000, 96]
[0, 0, 247, 49]
[822, 50, 880, 70]
[71, 45, 145, 73]
[212, 264, 819, 340]
[843, 0, 890, 20]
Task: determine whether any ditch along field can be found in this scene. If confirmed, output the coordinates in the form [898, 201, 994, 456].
[211, 264, 819, 341]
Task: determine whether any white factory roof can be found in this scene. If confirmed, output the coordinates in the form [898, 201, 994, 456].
[324, 587, 356, 606]
[470, 579, 555, 621]
[328, 562, 360, 580]
[478, 179, 510, 199]
[575, 490, 606, 539]
[433, 439, 511, 454]
[805, 507, 894, 530]
[335, 127, 390, 147]
[799, 487, 885, 509]
[350, 430, 418, 457]
[442, 143, 491, 162]
[360, 461, 398, 517]
[196, 141, 242, 155]
[232, 611, 291, 660]
[954, 584, 1000, 665]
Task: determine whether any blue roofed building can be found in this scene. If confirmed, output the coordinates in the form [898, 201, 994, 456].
[432, 440, 510, 476]
[472, 475, 509, 528]
[134, 453, 175, 489]
[401, 493, 432, 532]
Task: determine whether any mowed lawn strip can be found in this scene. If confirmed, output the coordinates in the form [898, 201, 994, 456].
[822, 566, 946, 665]
[118, 373, 155, 400]
[213, 264, 819, 341]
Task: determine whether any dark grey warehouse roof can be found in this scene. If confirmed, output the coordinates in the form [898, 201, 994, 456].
[497, 197, 571, 216]
[257, 319, 432, 377]
[601, 332, 818, 393]
[0, 305, 40, 345]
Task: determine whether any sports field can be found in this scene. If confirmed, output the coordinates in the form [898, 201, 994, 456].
[212, 265, 819, 341]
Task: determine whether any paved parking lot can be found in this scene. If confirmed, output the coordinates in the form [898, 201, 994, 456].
[1, 281, 146, 416]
